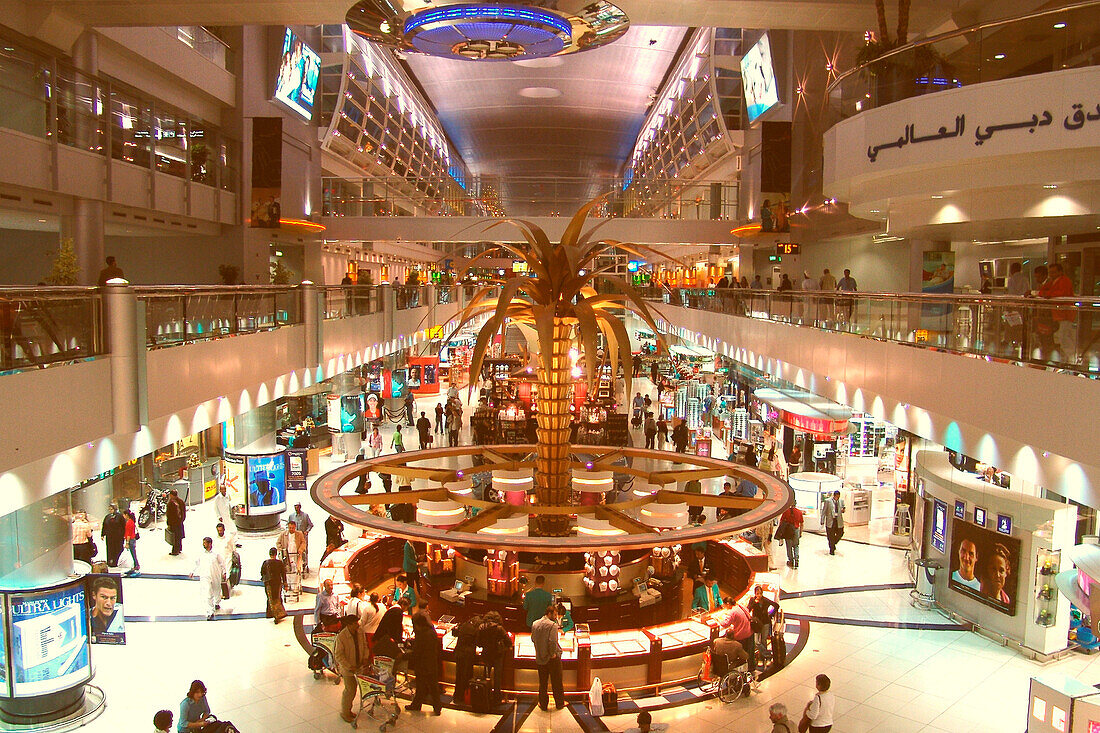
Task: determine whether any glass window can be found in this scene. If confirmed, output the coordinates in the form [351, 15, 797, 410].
[190, 121, 213, 185]
[56, 64, 104, 153]
[153, 111, 187, 177]
[111, 90, 152, 167]
[0, 490, 70, 586]
[219, 136, 239, 192]
[0, 45, 50, 138]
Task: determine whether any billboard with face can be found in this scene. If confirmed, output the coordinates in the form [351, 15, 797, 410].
[948, 516, 1021, 616]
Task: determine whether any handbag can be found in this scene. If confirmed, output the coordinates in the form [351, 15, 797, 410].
[798, 694, 819, 733]
[698, 648, 713, 682]
[164, 527, 174, 546]
[221, 580, 231, 599]
[588, 676, 604, 716]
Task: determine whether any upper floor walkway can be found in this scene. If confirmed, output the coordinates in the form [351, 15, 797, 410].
[1, 282, 1098, 514]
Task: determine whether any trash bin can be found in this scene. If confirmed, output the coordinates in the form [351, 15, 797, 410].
[914, 559, 942, 605]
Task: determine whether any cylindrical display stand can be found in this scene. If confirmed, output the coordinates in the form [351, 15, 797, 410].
[0, 578, 94, 724]
[222, 450, 289, 532]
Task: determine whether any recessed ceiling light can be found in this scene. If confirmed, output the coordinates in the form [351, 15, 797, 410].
[1053, 22, 1066, 29]
[518, 86, 562, 99]
[993, 53, 1006, 60]
[931, 195, 943, 199]
[37, 218, 46, 223]
[1043, 184, 1058, 189]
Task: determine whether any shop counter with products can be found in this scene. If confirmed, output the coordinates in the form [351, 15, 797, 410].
[317, 535, 775, 696]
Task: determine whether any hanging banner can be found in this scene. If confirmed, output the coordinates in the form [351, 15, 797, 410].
[921, 251, 955, 330]
[250, 117, 282, 228]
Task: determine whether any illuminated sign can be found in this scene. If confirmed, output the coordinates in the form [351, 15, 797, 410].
[9, 580, 92, 697]
[779, 410, 849, 436]
[776, 242, 801, 255]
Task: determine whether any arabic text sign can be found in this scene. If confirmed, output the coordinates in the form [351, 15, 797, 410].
[827, 66, 1100, 182]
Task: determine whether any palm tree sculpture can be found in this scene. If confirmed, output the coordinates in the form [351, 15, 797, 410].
[447, 198, 680, 536]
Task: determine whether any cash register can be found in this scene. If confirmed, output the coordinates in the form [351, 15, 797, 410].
[440, 576, 475, 605]
[633, 577, 663, 607]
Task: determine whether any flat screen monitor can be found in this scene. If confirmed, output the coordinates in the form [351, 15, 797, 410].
[274, 28, 320, 121]
[741, 33, 780, 124]
[947, 516, 1021, 616]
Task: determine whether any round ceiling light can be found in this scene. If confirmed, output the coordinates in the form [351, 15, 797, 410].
[346, 0, 630, 61]
[519, 86, 562, 98]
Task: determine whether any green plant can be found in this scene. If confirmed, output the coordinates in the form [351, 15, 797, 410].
[270, 260, 293, 285]
[45, 238, 79, 285]
[218, 264, 240, 285]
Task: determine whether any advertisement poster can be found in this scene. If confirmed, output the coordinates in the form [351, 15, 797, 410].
[10, 581, 91, 697]
[222, 455, 246, 515]
[286, 448, 308, 491]
[741, 33, 779, 123]
[390, 369, 408, 400]
[340, 394, 364, 433]
[274, 28, 320, 121]
[921, 251, 955, 329]
[365, 392, 381, 421]
[85, 574, 125, 645]
[947, 517, 1021, 616]
[326, 394, 342, 434]
[931, 499, 948, 553]
[250, 117, 282, 228]
[247, 454, 287, 516]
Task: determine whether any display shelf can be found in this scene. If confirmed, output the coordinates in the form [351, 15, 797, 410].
[647, 619, 711, 650]
[487, 549, 519, 598]
[1035, 548, 1061, 627]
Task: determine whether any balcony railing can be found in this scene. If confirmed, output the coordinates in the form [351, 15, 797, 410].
[0, 288, 104, 373]
[827, 1, 1100, 119]
[648, 287, 1100, 377]
[322, 176, 739, 220]
[136, 287, 301, 348]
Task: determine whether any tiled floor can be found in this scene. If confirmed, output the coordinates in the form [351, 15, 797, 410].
[66, 389, 1099, 732]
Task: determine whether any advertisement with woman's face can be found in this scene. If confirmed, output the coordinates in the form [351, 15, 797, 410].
[947, 517, 1021, 616]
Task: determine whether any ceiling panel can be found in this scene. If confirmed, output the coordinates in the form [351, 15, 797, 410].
[404, 25, 687, 212]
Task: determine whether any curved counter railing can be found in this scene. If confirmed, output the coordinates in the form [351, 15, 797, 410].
[827, 1, 1100, 119]
[646, 287, 1100, 377]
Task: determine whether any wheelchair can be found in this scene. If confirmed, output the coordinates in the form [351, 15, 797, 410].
[709, 652, 758, 703]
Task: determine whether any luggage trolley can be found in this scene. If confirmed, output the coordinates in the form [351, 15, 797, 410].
[282, 549, 303, 602]
[307, 631, 341, 684]
[352, 655, 401, 730]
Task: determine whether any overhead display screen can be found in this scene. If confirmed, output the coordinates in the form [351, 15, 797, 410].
[741, 33, 780, 124]
[274, 28, 320, 121]
[9, 580, 92, 697]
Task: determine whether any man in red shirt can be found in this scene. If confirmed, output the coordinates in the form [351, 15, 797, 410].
[779, 505, 804, 568]
[1039, 263, 1076, 360]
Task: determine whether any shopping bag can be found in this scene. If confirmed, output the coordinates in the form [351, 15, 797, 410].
[698, 648, 713, 682]
[588, 676, 604, 716]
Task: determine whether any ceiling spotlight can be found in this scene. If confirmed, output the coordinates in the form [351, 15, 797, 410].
[1053, 22, 1066, 29]
[993, 53, 1006, 60]
[1042, 184, 1058, 189]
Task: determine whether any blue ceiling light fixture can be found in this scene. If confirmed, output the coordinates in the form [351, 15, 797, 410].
[347, 0, 630, 61]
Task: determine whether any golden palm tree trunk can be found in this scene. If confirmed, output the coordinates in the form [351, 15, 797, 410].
[534, 318, 573, 536]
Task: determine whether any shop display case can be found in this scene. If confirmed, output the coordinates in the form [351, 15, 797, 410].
[487, 550, 519, 598]
[588, 629, 650, 658]
[426, 543, 456, 576]
[647, 619, 712, 650]
[649, 545, 682, 579]
[1035, 548, 1061, 627]
[788, 472, 841, 532]
[584, 550, 622, 597]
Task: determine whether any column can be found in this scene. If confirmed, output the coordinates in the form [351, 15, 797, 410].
[67, 32, 106, 285]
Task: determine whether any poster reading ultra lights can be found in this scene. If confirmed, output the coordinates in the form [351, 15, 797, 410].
[9, 580, 92, 697]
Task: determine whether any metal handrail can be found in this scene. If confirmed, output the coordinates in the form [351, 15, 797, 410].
[667, 287, 1100, 306]
[827, 0, 1100, 96]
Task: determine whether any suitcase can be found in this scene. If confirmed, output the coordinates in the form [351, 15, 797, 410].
[199, 716, 240, 733]
[469, 678, 491, 714]
[602, 682, 618, 714]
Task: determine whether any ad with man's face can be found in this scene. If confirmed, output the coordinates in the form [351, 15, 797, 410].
[85, 573, 126, 644]
[947, 517, 1021, 616]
